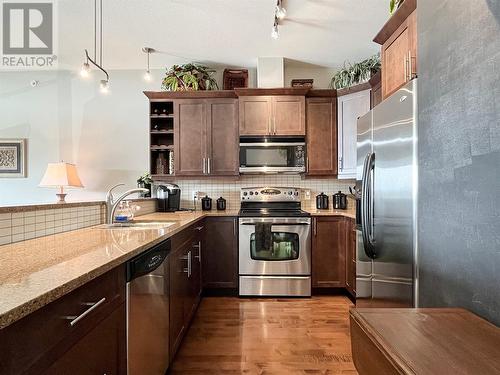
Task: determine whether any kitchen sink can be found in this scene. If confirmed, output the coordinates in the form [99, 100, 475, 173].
[96, 222, 176, 230]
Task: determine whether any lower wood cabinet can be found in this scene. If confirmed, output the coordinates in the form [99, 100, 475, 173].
[312, 217, 347, 288]
[0, 266, 126, 375]
[202, 217, 238, 289]
[169, 223, 204, 361]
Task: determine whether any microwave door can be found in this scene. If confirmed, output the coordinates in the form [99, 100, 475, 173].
[239, 141, 306, 173]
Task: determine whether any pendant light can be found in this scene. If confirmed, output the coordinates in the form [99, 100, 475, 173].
[271, 0, 286, 40]
[80, 0, 110, 93]
[142, 47, 156, 82]
[271, 16, 279, 39]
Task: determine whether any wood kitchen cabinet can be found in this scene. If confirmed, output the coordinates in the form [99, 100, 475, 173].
[337, 89, 371, 179]
[202, 217, 238, 290]
[306, 97, 337, 176]
[312, 217, 347, 288]
[174, 98, 239, 177]
[169, 223, 204, 360]
[0, 266, 126, 375]
[239, 96, 305, 136]
[374, 0, 417, 99]
[345, 218, 356, 297]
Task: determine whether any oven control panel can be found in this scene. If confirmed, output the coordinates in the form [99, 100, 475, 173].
[241, 187, 301, 202]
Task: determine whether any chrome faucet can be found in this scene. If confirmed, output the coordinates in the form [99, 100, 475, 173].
[105, 183, 149, 224]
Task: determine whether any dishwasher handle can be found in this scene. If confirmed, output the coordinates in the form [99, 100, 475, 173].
[126, 239, 170, 282]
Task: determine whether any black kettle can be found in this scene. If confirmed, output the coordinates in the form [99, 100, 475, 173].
[316, 192, 329, 209]
[216, 197, 226, 211]
[333, 191, 347, 210]
[201, 195, 212, 211]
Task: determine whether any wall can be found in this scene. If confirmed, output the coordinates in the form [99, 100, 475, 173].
[418, 0, 500, 324]
[0, 69, 162, 206]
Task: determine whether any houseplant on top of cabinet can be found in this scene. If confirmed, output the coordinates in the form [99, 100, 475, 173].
[161, 63, 218, 91]
[330, 55, 381, 90]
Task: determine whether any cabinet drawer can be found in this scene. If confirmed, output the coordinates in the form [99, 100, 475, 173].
[172, 221, 204, 250]
[0, 266, 125, 375]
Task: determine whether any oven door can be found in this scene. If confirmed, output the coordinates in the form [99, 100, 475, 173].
[239, 217, 311, 275]
[239, 140, 306, 174]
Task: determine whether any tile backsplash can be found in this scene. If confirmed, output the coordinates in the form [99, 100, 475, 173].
[173, 176, 355, 210]
[0, 199, 156, 246]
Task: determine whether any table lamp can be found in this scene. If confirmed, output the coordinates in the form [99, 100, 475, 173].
[39, 162, 84, 203]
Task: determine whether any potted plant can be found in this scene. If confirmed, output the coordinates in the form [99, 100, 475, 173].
[161, 63, 218, 91]
[389, 0, 404, 15]
[330, 55, 381, 90]
[137, 172, 152, 198]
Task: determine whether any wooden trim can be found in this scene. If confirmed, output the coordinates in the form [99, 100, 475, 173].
[306, 89, 337, 98]
[369, 70, 381, 87]
[144, 90, 237, 99]
[373, 0, 417, 45]
[336, 82, 372, 97]
[234, 87, 310, 96]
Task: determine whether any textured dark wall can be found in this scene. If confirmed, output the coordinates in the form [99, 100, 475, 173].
[418, 0, 500, 324]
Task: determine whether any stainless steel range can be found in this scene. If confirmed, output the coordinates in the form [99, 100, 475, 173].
[238, 187, 311, 297]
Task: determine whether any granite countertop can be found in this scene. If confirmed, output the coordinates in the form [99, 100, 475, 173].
[0, 208, 352, 330]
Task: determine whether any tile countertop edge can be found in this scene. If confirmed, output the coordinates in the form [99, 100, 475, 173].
[0, 209, 353, 330]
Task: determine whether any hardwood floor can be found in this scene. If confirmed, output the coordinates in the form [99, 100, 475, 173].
[169, 296, 358, 374]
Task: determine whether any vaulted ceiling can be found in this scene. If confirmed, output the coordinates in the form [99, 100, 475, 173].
[56, 0, 388, 70]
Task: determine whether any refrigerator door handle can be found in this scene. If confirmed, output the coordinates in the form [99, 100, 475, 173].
[361, 152, 376, 259]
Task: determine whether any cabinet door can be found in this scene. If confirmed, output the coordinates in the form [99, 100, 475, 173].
[169, 246, 187, 360]
[312, 217, 346, 288]
[44, 304, 126, 375]
[174, 100, 207, 176]
[202, 217, 238, 289]
[381, 10, 417, 99]
[306, 98, 337, 175]
[272, 96, 306, 136]
[206, 99, 239, 176]
[337, 90, 371, 179]
[239, 96, 272, 136]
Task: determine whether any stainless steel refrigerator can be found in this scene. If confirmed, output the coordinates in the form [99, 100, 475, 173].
[355, 79, 418, 308]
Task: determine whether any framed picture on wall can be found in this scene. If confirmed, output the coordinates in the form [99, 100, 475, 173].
[0, 139, 27, 178]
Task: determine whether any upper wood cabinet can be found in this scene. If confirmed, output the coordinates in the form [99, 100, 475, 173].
[239, 96, 305, 136]
[306, 97, 337, 176]
[374, 0, 417, 99]
[312, 216, 347, 288]
[174, 98, 239, 177]
[337, 89, 371, 179]
[174, 100, 207, 176]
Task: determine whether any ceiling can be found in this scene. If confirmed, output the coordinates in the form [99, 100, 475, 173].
[57, 0, 388, 70]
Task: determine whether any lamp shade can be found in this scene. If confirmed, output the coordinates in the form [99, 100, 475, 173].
[39, 162, 84, 188]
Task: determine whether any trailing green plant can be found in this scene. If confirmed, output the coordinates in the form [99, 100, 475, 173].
[389, 0, 404, 15]
[330, 55, 381, 90]
[161, 63, 218, 91]
[137, 172, 153, 185]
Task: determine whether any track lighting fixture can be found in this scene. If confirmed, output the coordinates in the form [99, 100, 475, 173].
[80, 0, 110, 94]
[271, 0, 285, 39]
[142, 47, 156, 82]
[271, 16, 279, 39]
[276, 0, 286, 20]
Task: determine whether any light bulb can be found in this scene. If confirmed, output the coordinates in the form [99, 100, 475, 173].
[144, 71, 152, 82]
[80, 62, 90, 78]
[271, 24, 279, 39]
[100, 79, 109, 94]
[276, 5, 286, 20]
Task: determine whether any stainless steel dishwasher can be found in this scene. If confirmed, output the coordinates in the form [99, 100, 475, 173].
[126, 239, 170, 375]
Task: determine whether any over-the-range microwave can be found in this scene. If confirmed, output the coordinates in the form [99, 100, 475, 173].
[239, 137, 306, 174]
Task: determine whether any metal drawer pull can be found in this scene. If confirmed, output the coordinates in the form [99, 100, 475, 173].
[66, 297, 106, 326]
[195, 226, 204, 231]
